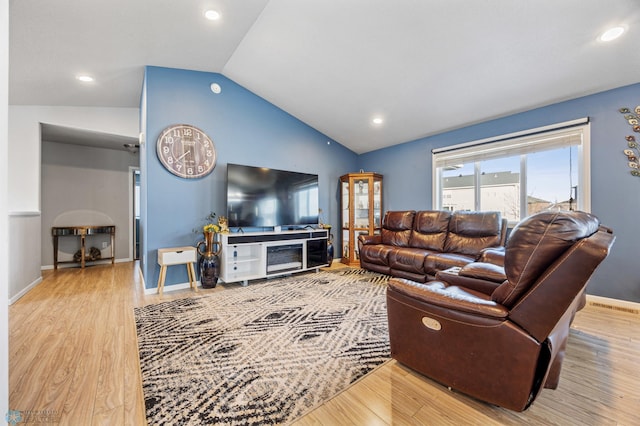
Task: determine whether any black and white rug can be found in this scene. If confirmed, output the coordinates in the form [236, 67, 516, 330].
[135, 269, 390, 425]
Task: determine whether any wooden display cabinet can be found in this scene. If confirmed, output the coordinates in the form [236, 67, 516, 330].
[340, 172, 383, 266]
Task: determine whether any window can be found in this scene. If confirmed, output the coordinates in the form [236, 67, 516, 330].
[433, 120, 590, 223]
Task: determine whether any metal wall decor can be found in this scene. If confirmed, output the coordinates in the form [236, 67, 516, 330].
[618, 106, 640, 178]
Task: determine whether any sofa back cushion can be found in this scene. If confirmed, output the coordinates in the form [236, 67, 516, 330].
[444, 211, 503, 256]
[409, 210, 451, 251]
[382, 211, 415, 247]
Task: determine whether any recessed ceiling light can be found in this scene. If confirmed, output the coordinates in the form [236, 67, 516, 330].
[204, 10, 221, 20]
[372, 117, 384, 125]
[599, 26, 625, 42]
[76, 75, 94, 82]
[210, 83, 221, 94]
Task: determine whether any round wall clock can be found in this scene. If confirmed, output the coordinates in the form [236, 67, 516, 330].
[156, 124, 217, 179]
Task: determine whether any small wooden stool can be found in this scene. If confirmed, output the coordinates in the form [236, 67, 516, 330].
[157, 246, 197, 295]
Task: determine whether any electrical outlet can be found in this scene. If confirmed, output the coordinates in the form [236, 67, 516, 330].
[102, 242, 108, 249]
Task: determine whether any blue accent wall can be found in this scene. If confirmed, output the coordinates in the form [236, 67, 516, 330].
[141, 66, 357, 290]
[141, 65, 638, 302]
[359, 83, 640, 302]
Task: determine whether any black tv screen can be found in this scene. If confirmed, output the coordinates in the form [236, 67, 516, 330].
[226, 164, 319, 228]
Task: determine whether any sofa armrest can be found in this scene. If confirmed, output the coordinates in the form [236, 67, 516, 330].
[359, 234, 381, 245]
[477, 247, 505, 266]
[358, 234, 381, 253]
[460, 262, 506, 282]
[436, 264, 506, 296]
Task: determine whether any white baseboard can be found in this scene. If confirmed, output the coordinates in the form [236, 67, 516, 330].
[10, 276, 43, 305]
[586, 294, 640, 315]
[138, 264, 146, 289]
[41, 257, 131, 270]
[143, 281, 201, 295]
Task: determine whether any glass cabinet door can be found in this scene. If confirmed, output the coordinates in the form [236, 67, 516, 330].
[340, 172, 383, 267]
[354, 178, 369, 229]
[341, 179, 350, 260]
[373, 179, 382, 229]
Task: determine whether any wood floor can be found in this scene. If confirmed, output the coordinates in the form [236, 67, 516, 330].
[9, 261, 640, 425]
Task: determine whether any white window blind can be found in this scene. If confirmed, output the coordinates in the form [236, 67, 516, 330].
[433, 123, 587, 170]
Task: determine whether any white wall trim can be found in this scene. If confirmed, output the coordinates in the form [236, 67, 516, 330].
[143, 280, 201, 295]
[138, 263, 146, 289]
[9, 276, 43, 305]
[40, 257, 132, 270]
[8, 211, 41, 217]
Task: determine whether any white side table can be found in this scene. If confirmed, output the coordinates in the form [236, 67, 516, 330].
[157, 246, 197, 295]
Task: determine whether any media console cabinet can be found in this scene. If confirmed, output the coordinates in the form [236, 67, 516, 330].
[219, 229, 329, 285]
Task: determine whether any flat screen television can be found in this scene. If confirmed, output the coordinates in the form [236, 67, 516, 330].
[226, 163, 319, 228]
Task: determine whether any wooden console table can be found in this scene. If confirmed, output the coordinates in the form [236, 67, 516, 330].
[52, 225, 116, 269]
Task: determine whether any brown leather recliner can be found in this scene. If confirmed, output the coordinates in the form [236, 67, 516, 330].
[386, 210, 615, 411]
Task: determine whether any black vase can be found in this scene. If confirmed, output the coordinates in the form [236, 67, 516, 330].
[199, 252, 220, 288]
[197, 231, 221, 289]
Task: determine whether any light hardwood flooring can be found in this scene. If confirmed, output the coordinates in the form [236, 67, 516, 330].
[9, 261, 640, 425]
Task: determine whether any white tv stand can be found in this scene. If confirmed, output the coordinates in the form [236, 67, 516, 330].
[219, 229, 329, 286]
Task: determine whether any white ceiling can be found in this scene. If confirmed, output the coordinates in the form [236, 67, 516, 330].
[9, 0, 640, 154]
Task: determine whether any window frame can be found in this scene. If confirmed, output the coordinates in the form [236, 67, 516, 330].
[432, 119, 591, 223]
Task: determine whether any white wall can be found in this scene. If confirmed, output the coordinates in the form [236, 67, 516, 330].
[1, 0, 10, 417]
[9, 213, 41, 302]
[8, 106, 139, 300]
[8, 105, 139, 212]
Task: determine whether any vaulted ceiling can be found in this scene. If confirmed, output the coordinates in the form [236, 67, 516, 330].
[9, 0, 640, 153]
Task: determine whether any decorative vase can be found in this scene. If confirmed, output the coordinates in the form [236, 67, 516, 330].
[327, 234, 334, 266]
[197, 231, 221, 289]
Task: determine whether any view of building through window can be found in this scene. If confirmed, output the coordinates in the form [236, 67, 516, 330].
[436, 126, 584, 224]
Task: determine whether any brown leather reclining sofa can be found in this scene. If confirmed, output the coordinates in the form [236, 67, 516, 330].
[385, 210, 615, 410]
[358, 210, 507, 282]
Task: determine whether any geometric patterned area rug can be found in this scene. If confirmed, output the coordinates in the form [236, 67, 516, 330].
[134, 268, 390, 425]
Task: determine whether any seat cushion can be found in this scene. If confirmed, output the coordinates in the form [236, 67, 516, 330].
[424, 252, 476, 275]
[389, 247, 434, 275]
